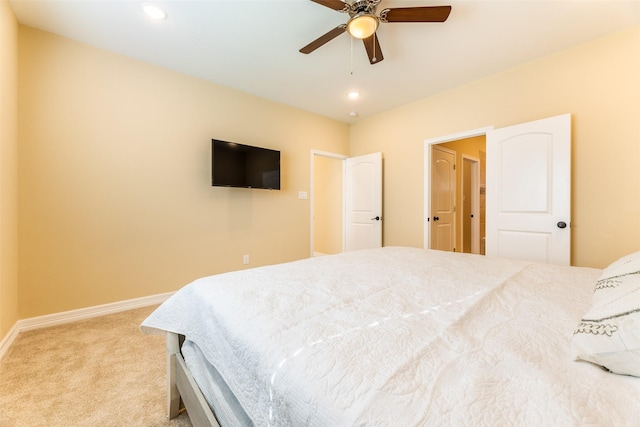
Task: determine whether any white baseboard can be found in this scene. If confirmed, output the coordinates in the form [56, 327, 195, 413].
[0, 323, 20, 362]
[0, 292, 174, 361]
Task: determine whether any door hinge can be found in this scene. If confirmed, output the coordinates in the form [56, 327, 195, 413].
[453, 164, 456, 170]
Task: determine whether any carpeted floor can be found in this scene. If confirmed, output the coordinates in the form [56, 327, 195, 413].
[0, 305, 193, 427]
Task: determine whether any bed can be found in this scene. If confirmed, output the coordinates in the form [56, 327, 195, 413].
[141, 246, 640, 426]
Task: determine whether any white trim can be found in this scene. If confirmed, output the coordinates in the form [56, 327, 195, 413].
[0, 323, 20, 361]
[424, 127, 494, 146]
[0, 292, 174, 361]
[18, 292, 174, 332]
[423, 126, 493, 249]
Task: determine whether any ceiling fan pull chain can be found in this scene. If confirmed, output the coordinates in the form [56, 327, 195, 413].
[372, 35, 377, 63]
[350, 35, 354, 75]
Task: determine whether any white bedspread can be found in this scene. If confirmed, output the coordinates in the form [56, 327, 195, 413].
[141, 247, 640, 426]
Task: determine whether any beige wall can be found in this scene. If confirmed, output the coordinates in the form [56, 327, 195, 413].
[0, 1, 19, 339]
[17, 27, 349, 318]
[6, 18, 640, 328]
[350, 25, 640, 269]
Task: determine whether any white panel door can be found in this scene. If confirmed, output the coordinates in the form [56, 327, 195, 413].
[486, 114, 571, 265]
[430, 146, 456, 252]
[345, 152, 382, 251]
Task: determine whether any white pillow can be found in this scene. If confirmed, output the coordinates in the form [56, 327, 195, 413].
[571, 251, 640, 377]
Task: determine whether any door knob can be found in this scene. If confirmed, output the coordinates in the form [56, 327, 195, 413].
[371, 216, 381, 221]
[557, 221, 567, 229]
[433, 216, 440, 221]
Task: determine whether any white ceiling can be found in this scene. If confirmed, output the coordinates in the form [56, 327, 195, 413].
[9, 0, 640, 123]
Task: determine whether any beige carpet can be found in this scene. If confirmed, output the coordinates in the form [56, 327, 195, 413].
[0, 305, 193, 427]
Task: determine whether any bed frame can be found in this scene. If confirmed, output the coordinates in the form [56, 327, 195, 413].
[166, 332, 220, 427]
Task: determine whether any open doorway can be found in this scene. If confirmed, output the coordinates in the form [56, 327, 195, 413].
[425, 115, 571, 263]
[311, 151, 346, 257]
[310, 150, 383, 257]
[424, 128, 490, 255]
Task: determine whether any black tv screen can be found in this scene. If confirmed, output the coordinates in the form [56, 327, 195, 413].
[211, 139, 281, 190]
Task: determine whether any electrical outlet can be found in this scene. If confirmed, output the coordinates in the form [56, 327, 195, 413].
[243, 255, 250, 265]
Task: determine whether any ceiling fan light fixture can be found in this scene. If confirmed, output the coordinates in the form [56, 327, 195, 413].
[346, 14, 378, 39]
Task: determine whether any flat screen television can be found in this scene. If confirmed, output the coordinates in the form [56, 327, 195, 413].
[211, 139, 281, 190]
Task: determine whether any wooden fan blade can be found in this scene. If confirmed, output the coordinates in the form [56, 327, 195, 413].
[311, 0, 349, 12]
[362, 33, 384, 65]
[380, 6, 452, 23]
[300, 25, 346, 54]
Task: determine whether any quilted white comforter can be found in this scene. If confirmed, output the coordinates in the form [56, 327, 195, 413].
[141, 247, 640, 426]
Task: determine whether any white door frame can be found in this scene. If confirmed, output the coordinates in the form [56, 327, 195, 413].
[461, 154, 480, 254]
[423, 126, 493, 249]
[310, 150, 348, 257]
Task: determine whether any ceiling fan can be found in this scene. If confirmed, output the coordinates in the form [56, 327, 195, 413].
[299, 0, 452, 65]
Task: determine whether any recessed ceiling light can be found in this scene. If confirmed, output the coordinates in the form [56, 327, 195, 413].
[349, 112, 359, 117]
[347, 91, 360, 100]
[142, 3, 167, 20]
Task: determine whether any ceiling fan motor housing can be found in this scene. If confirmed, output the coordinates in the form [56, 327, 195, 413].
[348, 0, 381, 17]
